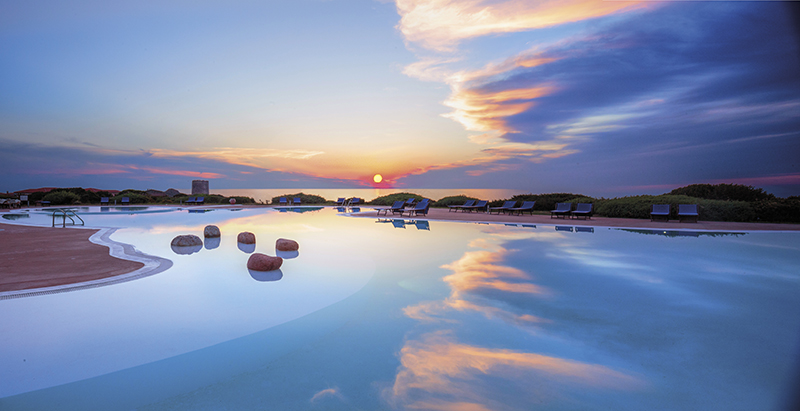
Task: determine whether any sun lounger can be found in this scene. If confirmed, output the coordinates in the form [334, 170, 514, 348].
[377, 200, 405, 216]
[335, 197, 346, 206]
[462, 200, 488, 213]
[402, 199, 430, 217]
[349, 198, 362, 206]
[488, 200, 516, 214]
[121, 197, 130, 205]
[571, 203, 593, 220]
[650, 204, 670, 221]
[550, 202, 572, 218]
[448, 199, 475, 212]
[279, 197, 288, 206]
[678, 204, 699, 223]
[185, 197, 195, 204]
[100, 197, 109, 205]
[293, 197, 301, 205]
[508, 201, 536, 215]
[414, 220, 430, 230]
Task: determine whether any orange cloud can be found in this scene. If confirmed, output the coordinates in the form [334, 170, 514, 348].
[389, 331, 644, 409]
[396, 0, 648, 52]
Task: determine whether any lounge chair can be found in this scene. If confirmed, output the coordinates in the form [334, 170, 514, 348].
[100, 197, 109, 205]
[678, 204, 699, 223]
[650, 204, 670, 222]
[121, 197, 130, 205]
[571, 203, 593, 220]
[349, 198, 362, 206]
[185, 197, 196, 204]
[414, 220, 430, 230]
[195, 197, 205, 205]
[402, 199, 430, 217]
[377, 200, 405, 216]
[508, 201, 536, 215]
[279, 197, 288, 206]
[550, 202, 572, 218]
[462, 200, 488, 213]
[293, 197, 301, 205]
[335, 197, 346, 206]
[448, 199, 475, 212]
[488, 200, 516, 214]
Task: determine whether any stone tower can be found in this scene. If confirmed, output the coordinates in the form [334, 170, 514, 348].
[192, 180, 209, 195]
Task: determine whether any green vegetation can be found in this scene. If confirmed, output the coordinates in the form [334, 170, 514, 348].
[432, 195, 479, 207]
[270, 193, 327, 205]
[41, 190, 81, 205]
[7, 183, 798, 223]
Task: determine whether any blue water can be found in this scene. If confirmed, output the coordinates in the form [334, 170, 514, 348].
[1, 208, 799, 410]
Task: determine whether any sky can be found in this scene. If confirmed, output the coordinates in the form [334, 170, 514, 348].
[1, 0, 799, 197]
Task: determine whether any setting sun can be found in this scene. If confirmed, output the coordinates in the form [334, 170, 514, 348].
[373, 174, 383, 183]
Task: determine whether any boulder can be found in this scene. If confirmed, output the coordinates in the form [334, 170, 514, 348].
[237, 231, 256, 244]
[204, 225, 221, 238]
[171, 234, 202, 247]
[276, 238, 299, 252]
[247, 253, 283, 271]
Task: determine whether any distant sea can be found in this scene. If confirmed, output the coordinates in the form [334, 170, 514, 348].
[214, 188, 522, 203]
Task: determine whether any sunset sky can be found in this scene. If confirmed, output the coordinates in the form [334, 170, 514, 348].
[1, 0, 799, 197]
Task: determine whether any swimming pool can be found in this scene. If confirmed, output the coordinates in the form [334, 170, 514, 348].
[1, 207, 799, 410]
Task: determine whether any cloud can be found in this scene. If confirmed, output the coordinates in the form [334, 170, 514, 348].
[394, 2, 800, 197]
[395, 0, 649, 52]
[388, 331, 644, 409]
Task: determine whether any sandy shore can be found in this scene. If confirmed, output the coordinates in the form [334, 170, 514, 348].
[1, 205, 797, 294]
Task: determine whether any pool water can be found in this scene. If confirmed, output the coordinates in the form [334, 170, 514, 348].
[1, 208, 799, 410]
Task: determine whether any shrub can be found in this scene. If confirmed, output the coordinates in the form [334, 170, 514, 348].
[596, 195, 756, 222]
[668, 184, 774, 202]
[751, 198, 800, 223]
[113, 191, 152, 204]
[368, 192, 426, 206]
[270, 192, 327, 205]
[433, 195, 479, 208]
[41, 191, 80, 205]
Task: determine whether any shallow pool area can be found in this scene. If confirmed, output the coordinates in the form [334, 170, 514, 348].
[1, 208, 799, 410]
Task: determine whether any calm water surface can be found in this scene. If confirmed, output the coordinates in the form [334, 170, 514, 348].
[1, 208, 799, 410]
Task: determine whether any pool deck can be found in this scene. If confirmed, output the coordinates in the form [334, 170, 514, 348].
[1, 205, 798, 294]
[0, 223, 144, 293]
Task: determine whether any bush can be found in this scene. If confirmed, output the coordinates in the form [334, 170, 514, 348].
[751, 198, 800, 223]
[113, 191, 152, 204]
[41, 191, 80, 205]
[368, 192, 426, 206]
[432, 195, 479, 208]
[596, 195, 756, 222]
[270, 192, 327, 205]
[668, 184, 774, 202]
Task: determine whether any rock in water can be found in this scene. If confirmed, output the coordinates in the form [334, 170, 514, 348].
[247, 253, 283, 271]
[276, 238, 299, 251]
[171, 234, 202, 247]
[204, 225, 220, 238]
[238, 231, 256, 244]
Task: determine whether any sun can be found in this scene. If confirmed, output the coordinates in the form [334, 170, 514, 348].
[373, 174, 383, 183]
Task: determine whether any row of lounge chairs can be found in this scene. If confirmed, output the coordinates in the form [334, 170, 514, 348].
[651, 204, 699, 223]
[550, 203, 593, 220]
[278, 197, 301, 206]
[449, 200, 536, 216]
[0, 198, 22, 209]
[100, 197, 131, 205]
[375, 198, 430, 217]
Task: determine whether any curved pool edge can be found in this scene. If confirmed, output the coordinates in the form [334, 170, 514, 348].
[0, 227, 173, 300]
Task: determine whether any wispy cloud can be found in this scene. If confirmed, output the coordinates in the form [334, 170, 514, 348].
[395, 0, 648, 52]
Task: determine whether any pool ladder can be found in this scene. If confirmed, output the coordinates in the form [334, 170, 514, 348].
[52, 208, 85, 228]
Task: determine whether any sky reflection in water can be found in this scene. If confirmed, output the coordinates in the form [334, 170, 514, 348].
[1, 208, 799, 410]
